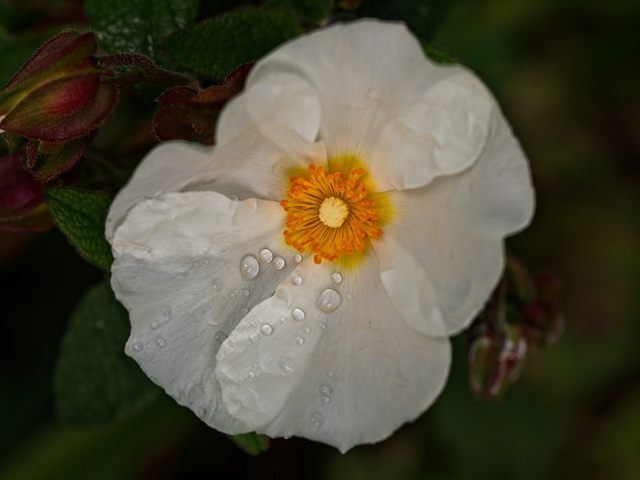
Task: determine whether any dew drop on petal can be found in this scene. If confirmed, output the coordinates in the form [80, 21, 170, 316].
[211, 278, 223, 292]
[272, 257, 285, 270]
[259, 248, 273, 263]
[241, 307, 249, 314]
[278, 356, 295, 374]
[322, 395, 331, 404]
[304, 327, 311, 334]
[320, 385, 333, 396]
[249, 332, 260, 343]
[293, 254, 302, 264]
[291, 274, 302, 286]
[296, 337, 304, 345]
[316, 289, 341, 313]
[346, 293, 353, 301]
[156, 337, 166, 347]
[260, 323, 273, 336]
[132, 342, 143, 353]
[250, 320, 257, 327]
[279, 316, 287, 324]
[310, 412, 325, 428]
[163, 307, 172, 322]
[331, 272, 342, 284]
[243, 289, 250, 297]
[215, 331, 228, 343]
[240, 255, 260, 280]
[248, 371, 255, 378]
[292, 308, 305, 321]
[150, 321, 159, 330]
[203, 259, 210, 265]
[203, 246, 210, 253]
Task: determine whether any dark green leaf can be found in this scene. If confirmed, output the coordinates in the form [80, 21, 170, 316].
[357, 0, 454, 42]
[158, 8, 303, 81]
[45, 187, 114, 271]
[85, 0, 199, 61]
[55, 281, 161, 426]
[263, 0, 331, 22]
[230, 432, 270, 455]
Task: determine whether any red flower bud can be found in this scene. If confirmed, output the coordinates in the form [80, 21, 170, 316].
[0, 30, 117, 143]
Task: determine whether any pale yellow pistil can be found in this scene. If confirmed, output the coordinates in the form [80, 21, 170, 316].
[319, 197, 349, 228]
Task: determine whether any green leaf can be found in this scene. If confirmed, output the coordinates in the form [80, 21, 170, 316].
[357, 0, 454, 41]
[263, 0, 331, 22]
[230, 432, 270, 455]
[44, 187, 114, 271]
[85, 0, 199, 61]
[423, 43, 463, 65]
[55, 281, 161, 426]
[157, 8, 304, 81]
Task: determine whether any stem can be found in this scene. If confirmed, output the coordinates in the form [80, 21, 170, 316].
[97, 53, 194, 88]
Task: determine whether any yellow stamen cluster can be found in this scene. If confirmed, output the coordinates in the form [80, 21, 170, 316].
[280, 164, 382, 264]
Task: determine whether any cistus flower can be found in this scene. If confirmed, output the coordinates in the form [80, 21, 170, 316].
[106, 20, 535, 452]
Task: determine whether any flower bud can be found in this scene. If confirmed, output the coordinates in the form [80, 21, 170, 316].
[0, 30, 117, 143]
[0, 152, 53, 231]
[468, 257, 563, 400]
[153, 63, 252, 143]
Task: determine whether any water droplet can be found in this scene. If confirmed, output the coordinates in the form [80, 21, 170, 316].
[248, 371, 255, 378]
[250, 320, 257, 327]
[304, 327, 311, 334]
[346, 293, 353, 301]
[156, 337, 166, 347]
[331, 272, 343, 284]
[296, 337, 304, 345]
[203, 259, 210, 265]
[272, 257, 285, 270]
[320, 323, 327, 329]
[228, 194, 239, 201]
[243, 289, 250, 297]
[249, 332, 260, 343]
[132, 342, 143, 353]
[240, 255, 259, 280]
[215, 331, 228, 343]
[310, 412, 324, 428]
[229, 292, 236, 300]
[241, 307, 249, 314]
[291, 274, 302, 286]
[260, 323, 273, 336]
[259, 248, 273, 263]
[316, 289, 341, 313]
[211, 278, 223, 291]
[203, 246, 210, 253]
[193, 262, 200, 269]
[252, 363, 258, 369]
[320, 385, 332, 395]
[163, 307, 172, 322]
[278, 356, 294, 374]
[293, 254, 302, 264]
[292, 308, 305, 321]
[150, 321, 159, 330]
[279, 316, 287, 324]
[322, 395, 331, 404]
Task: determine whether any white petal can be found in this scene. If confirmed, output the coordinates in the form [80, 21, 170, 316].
[110, 191, 300, 434]
[374, 109, 535, 336]
[217, 69, 322, 145]
[106, 141, 215, 240]
[215, 255, 451, 452]
[107, 133, 327, 242]
[249, 19, 494, 190]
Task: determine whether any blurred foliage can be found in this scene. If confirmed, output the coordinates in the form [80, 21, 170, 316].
[1, 0, 640, 478]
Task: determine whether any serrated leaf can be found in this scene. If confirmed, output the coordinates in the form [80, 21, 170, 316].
[263, 0, 331, 22]
[231, 433, 270, 455]
[45, 187, 114, 271]
[158, 8, 303, 81]
[85, 0, 198, 62]
[55, 281, 161, 426]
[357, 0, 454, 41]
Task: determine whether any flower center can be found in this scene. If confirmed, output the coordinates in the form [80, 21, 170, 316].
[280, 164, 382, 264]
[319, 197, 349, 228]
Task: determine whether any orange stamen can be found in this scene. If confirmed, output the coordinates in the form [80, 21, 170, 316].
[280, 164, 382, 264]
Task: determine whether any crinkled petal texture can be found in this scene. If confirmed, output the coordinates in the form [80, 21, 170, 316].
[107, 19, 534, 452]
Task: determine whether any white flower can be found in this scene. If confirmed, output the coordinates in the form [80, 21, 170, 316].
[106, 19, 534, 452]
